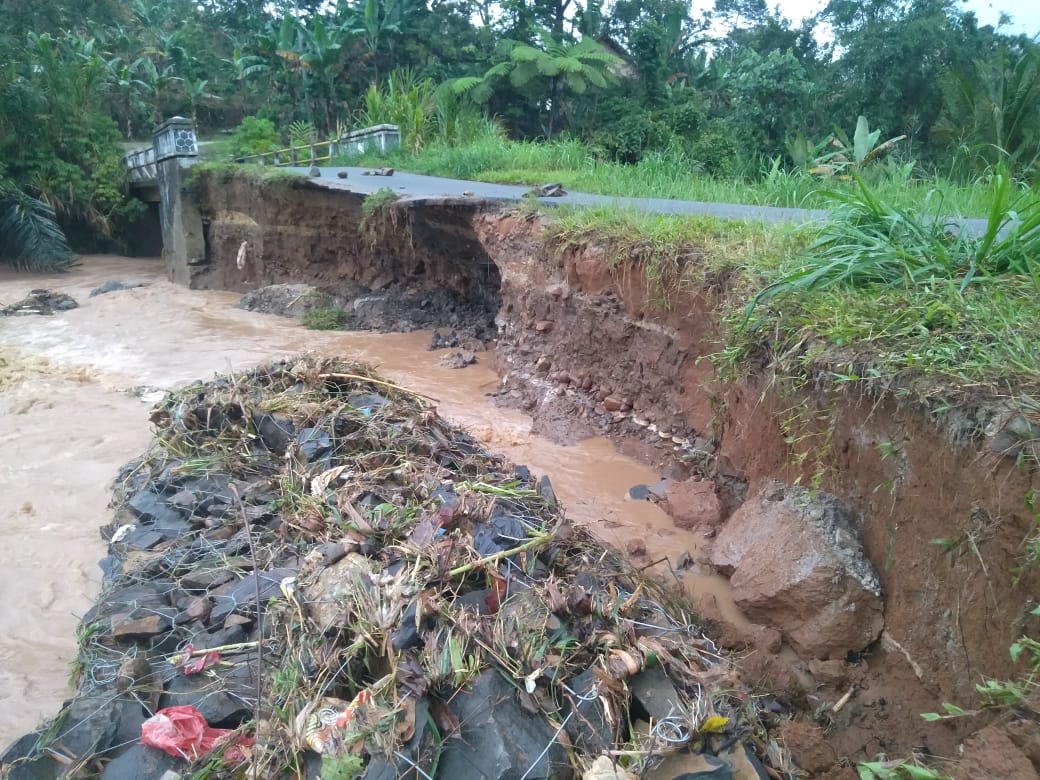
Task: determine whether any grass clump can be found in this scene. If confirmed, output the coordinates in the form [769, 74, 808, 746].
[302, 306, 351, 330]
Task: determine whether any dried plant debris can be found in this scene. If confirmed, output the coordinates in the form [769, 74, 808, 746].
[1, 355, 791, 779]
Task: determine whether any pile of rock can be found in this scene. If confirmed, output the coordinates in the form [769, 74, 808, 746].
[1, 356, 788, 780]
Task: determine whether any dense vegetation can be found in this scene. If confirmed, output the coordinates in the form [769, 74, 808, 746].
[0, 0, 1038, 269]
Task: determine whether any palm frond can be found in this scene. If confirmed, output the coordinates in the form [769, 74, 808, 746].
[0, 190, 78, 272]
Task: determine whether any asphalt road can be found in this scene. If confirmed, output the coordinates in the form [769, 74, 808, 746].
[289, 164, 991, 234]
[289, 165, 832, 225]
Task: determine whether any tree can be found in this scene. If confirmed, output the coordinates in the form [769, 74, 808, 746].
[453, 36, 619, 137]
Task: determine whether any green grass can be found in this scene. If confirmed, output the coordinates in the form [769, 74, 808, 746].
[538, 204, 1040, 408]
[302, 306, 351, 330]
[348, 134, 1005, 217]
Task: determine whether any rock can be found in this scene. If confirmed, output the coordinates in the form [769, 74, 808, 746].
[665, 479, 723, 530]
[534, 319, 554, 332]
[255, 413, 296, 453]
[110, 612, 172, 639]
[337, 170, 349, 179]
[309, 166, 321, 177]
[647, 479, 672, 501]
[239, 284, 340, 319]
[159, 661, 257, 727]
[603, 396, 624, 412]
[437, 671, 572, 779]
[100, 742, 186, 779]
[438, 350, 476, 369]
[295, 427, 333, 462]
[362, 699, 433, 779]
[807, 658, 848, 686]
[208, 566, 298, 626]
[538, 475, 558, 509]
[563, 669, 614, 755]
[627, 484, 650, 501]
[127, 490, 188, 530]
[179, 567, 235, 591]
[629, 667, 684, 722]
[710, 481, 883, 659]
[528, 183, 566, 197]
[303, 553, 375, 631]
[90, 281, 144, 297]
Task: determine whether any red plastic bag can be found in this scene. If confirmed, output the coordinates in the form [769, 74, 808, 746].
[141, 705, 234, 759]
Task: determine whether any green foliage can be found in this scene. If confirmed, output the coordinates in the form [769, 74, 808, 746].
[320, 755, 364, 780]
[358, 69, 435, 152]
[302, 307, 351, 330]
[857, 759, 952, 779]
[743, 166, 1040, 321]
[228, 116, 280, 158]
[0, 191, 78, 272]
[595, 112, 674, 164]
[810, 116, 907, 178]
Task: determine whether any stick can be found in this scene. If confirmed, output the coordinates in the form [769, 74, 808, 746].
[831, 685, 855, 714]
[318, 372, 440, 403]
[448, 534, 553, 578]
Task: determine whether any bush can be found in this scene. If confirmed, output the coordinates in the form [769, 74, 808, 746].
[595, 113, 675, 164]
[303, 307, 352, 330]
[228, 116, 279, 159]
[687, 121, 740, 177]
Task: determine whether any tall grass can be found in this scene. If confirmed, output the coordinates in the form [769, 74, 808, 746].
[355, 130, 1004, 217]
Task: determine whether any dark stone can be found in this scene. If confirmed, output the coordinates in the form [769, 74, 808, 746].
[391, 601, 435, 650]
[100, 743, 186, 779]
[647, 479, 672, 501]
[337, 170, 349, 179]
[562, 669, 614, 755]
[255, 413, 296, 454]
[296, 428, 332, 462]
[315, 542, 347, 567]
[628, 484, 650, 501]
[159, 660, 257, 727]
[179, 567, 235, 591]
[98, 555, 123, 582]
[472, 512, 527, 558]
[52, 692, 121, 762]
[514, 465, 532, 484]
[629, 668, 684, 723]
[84, 582, 172, 624]
[208, 567, 297, 626]
[538, 475, 558, 509]
[127, 491, 188, 530]
[90, 281, 142, 297]
[116, 527, 171, 551]
[1, 730, 61, 780]
[437, 671, 571, 780]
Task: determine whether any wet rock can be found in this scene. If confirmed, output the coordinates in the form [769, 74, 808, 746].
[563, 669, 614, 755]
[538, 475, 558, 509]
[309, 166, 321, 177]
[208, 566, 298, 625]
[362, 699, 433, 780]
[437, 671, 572, 780]
[100, 742, 186, 779]
[391, 600, 436, 650]
[110, 612, 172, 639]
[90, 281, 144, 297]
[438, 349, 476, 369]
[160, 661, 258, 727]
[337, 170, 349, 178]
[665, 478, 723, 530]
[303, 553, 375, 631]
[629, 667, 684, 722]
[710, 480, 883, 659]
[628, 484, 650, 501]
[127, 490, 189, 530]
[429, 329, 459, 349]
[255, 412, 296, 453]
[179, 567, 235, 591]
[296, 427, 333, 462]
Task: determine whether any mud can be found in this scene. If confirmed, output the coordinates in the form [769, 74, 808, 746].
[185, 171, 1040, 776]
[0, 256, 736, 753]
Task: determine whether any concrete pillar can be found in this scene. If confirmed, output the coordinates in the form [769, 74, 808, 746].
[153, 117, 205, 285]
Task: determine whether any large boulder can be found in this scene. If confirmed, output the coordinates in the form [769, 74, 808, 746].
[711, 481, 883, 659]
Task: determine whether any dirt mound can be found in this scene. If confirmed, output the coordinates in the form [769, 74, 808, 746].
[238, 283, 347, 317]
[2, 356, 796, 779]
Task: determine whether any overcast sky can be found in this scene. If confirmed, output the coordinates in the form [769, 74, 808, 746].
[767, 0, 1040, 36]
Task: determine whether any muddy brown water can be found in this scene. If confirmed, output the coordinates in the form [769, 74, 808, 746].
[0, 255, 742, 747]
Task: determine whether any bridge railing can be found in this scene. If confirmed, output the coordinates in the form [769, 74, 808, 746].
[235, 123, 400, 166]
[125, 146, 158, 185]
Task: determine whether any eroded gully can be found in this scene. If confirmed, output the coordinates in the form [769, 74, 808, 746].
[0, 255, 743, 746]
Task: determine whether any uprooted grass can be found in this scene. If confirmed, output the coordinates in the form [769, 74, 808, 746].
[72, 355, 795, 778]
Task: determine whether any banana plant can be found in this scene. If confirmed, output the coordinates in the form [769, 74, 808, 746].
[810, 115, 907, 178]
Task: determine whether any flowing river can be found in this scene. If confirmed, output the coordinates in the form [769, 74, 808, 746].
[0, 255, 741, 747]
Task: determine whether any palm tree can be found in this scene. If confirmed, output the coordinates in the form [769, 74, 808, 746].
[0, 188, 77, 272]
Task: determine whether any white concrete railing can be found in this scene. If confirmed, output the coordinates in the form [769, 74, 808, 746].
[125, 146, 158, 185]
[235, 124, 401, 166]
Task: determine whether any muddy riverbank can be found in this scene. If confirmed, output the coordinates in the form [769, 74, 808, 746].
[0, 256, 730, 751]
[183, 171, 1040, 777]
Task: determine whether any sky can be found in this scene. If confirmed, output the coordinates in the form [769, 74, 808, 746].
[769, 0, 1040, 37]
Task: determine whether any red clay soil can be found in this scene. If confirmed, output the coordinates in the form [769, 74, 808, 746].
[194, 174, 1040, 777]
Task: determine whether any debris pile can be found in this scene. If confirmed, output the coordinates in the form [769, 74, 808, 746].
[1, 356, 790, 779]
[1, 288, 78, 316]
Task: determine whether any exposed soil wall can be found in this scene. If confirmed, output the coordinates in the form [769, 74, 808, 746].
[194, 171, 1040, 776]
